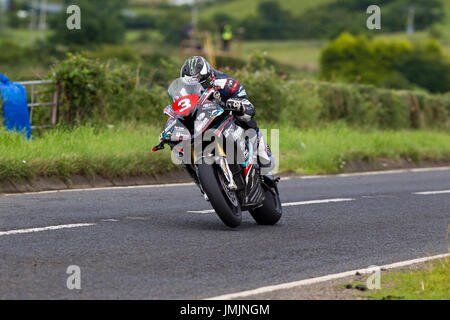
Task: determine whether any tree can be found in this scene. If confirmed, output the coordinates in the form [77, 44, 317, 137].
[49, 0, 127, 46]
[240, 0, 298, 40]
[298, 0, 445, 39]
[155, 6, 190, 45]
[382, 0, 445, 32]
[395, 42, 450, 93]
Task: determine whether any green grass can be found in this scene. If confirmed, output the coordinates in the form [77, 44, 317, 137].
[238, 32, 450, 71]
[200, 0, 333, 20]
[364, 257, 450, 300]
[129, 0, 167, 4]
[238, 39, 325, 69]
[0, 122, 449, 182]
[128, 6, 165, 15]
[3, 28, 52, 46]
[0, 123, 175, 181]
[442, 0, 450, 27]
[277, 123, 450, 174]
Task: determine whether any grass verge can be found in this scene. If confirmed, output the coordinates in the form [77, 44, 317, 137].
[277, 123, 450, 174]
[0, 123, 174, 181]
[0, 122, 449, 182]
[365, 257, 450, 300]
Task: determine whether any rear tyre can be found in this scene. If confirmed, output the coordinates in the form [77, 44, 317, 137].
[249, 189, 282, 225]
[197, 164, 242, 228]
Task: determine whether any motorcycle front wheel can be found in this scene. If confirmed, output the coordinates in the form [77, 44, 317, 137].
[197, 163, 242, 228]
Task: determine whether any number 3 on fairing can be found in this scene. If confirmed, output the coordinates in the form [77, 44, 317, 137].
[178, 99, 192, 112]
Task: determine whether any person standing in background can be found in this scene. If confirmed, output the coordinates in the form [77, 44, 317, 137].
[220, 22, 232, 52]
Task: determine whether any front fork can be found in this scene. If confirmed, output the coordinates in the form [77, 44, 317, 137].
[218, 157, 238, 191]
[214, 141, 237, 191]
[190, 142, 238, 193]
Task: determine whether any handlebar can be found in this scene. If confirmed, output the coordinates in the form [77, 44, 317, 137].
[152, 141, 166, 152]
[206, 89, 240, 112]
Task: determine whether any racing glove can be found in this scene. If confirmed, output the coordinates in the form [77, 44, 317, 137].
[226, 98, 244, 115]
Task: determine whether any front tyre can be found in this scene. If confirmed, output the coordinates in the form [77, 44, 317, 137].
[197, 164, 242, 228]
[249, 189, 282, 225]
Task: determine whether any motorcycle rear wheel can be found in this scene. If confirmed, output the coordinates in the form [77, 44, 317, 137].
[249, 189, 282, 225]
[197, 163, 242, 228]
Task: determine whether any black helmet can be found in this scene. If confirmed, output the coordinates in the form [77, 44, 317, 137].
[180, 56, 213, 84]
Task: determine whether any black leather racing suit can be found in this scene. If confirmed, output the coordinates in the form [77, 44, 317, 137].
[210, 70, 257, 130]
[209, 70, 274, 172]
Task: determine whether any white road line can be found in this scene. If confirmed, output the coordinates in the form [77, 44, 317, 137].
[205, 253, 450, 300]
[188, 198, 355, 214]
[413, 190, 450, 195]
[188, 209, 215, 214]
[2, 166, 449, 197]
[1, 182, 196, 197]
[0, 223, 96, 237]
[299, 166, 450, 179]
[283, 198, 355, 207]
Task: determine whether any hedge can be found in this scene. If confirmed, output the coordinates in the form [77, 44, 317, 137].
[49, 55, 450, 130]
[237, 69, 450, 129]
[320, 33, 450, 93]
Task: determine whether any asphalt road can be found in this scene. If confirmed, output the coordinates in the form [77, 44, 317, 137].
[0, 168, 449, 299]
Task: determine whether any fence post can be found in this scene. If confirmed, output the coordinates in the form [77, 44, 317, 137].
[51, 83, 60, 126]
[30, 83, 35, 124]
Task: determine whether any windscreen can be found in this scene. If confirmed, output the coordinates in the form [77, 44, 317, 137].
[168, 77, 203, 101]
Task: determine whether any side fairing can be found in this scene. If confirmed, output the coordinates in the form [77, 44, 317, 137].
[193, 101, 225, 138]
[162, 117, 190, 142]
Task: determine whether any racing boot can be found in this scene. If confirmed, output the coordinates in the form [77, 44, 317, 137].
[255, 129, 275, 177]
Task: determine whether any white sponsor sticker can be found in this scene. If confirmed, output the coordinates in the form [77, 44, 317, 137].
[237, 90, 247, 97]
[214, 79, 227, 89]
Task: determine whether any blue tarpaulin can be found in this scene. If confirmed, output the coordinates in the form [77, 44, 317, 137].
[0, 74, 32, 139]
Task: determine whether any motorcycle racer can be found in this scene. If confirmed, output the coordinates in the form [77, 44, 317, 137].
[179, 56, 274, 175]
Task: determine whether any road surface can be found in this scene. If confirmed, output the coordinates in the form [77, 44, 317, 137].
[0, 168, 448, 299]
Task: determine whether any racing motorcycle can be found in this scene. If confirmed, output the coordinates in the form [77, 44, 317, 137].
[152, 77, 282, 228]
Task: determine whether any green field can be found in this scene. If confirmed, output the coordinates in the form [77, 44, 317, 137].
[200, 0, 333, 20]
[236, 32, 450, 71]
[238, 39, 325, 69]
[3, 0, 450, 73]
[4, 29, 448, 73]
[3, 28, 51, 46]
[128, 0, 333, 18]
[443, 0, 450, 26]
